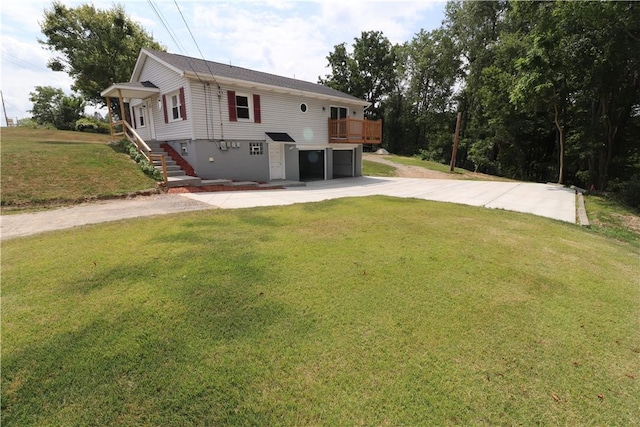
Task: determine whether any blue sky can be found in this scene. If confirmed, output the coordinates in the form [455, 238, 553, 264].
[0, 0, 446, 122]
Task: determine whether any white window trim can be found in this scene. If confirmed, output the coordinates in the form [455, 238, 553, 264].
[168, 90, 183, 122]
[235, 92, 253, 122]
[137, 105, 147, 128]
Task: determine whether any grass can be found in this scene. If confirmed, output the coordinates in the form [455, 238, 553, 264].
[3, 197, 639, 426]
[362, 159, 397, 176]
[376, 154, 512, 181]
[385, 154, 459, 173]
[584, 194, 640, 248]
[0, 128, 157, 211]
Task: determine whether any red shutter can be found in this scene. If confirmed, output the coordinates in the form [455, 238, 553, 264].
[131, 107, 137, 128]
[253, 94, 261, 123]
[227, 90, 237, 122]
[162, 95, 168, 124]
[179, 87, 187, 120]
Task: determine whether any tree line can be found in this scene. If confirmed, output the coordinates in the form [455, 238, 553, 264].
[32, 1, 639, 206]
[320, 1, 640, 206]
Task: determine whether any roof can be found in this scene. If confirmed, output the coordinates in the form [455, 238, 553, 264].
[266, 132, 296, 142]
[100, 81, 159, 99]
[139, 48, 368, 105]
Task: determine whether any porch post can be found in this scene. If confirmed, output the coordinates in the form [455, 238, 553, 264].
[105, 97, 114, 141]
[117, 89, 126, 127]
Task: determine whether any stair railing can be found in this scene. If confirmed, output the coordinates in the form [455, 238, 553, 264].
[121, 120, 168, 184]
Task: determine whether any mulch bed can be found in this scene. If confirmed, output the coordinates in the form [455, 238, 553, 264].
[168, 185, 283, 194]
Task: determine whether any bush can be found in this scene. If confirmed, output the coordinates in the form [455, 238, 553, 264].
[608, 174, 640, 209]
[114, 139, 163, 181]
[75, 117, 110, 134]
[17, 118, 39, 128]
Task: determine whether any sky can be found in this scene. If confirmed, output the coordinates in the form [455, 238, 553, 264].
[0, 0, 447, 123]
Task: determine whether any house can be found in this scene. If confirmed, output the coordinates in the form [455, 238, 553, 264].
[101, 48, 382, 185]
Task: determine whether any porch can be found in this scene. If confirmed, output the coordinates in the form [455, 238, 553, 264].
[328, 118, 382, 144]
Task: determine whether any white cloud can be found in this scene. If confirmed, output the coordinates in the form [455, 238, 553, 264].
[0, 0, 446, 121]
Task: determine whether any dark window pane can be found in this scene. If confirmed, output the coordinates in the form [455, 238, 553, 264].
[237, 107, 250, 119]
[236, 96, 249, 107]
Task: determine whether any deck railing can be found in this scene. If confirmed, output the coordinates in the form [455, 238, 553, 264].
[329, 118, 382, 144]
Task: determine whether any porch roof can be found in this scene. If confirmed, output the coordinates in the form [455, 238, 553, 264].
[100, 81, 160, 100]
[266, 132, 296, 142]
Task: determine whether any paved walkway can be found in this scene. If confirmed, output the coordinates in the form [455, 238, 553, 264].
[1, 177, 576, 240]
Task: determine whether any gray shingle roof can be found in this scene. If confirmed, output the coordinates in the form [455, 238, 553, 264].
[144, 49, 366, 104]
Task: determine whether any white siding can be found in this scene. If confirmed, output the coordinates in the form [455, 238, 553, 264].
[137, 57, 192, 141]
[189, 81, 223, 140]
[188, 81, 366, 145]
[134, 55, 367, 145]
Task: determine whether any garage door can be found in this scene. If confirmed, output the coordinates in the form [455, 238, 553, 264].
[333, 150, 353, 178]
[299, 150, 325, 181]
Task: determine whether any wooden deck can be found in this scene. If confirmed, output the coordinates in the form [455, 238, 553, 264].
[329, 118, 382, 144]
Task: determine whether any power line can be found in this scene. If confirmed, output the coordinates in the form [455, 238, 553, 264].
[147, 0, 188, 55]
[172, 0, 224, 140]
[173, 0, 220, 89]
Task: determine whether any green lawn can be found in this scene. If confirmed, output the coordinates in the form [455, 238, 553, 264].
[384, 154, 459, 173]
[0, 128, 157, 210]
[362, 159, 397, 176]
[3, 197, 638, 426]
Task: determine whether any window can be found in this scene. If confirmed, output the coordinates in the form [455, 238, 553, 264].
[249, 142, 264, 155]
[137, 105, 146, 127]
[330, 106, 348, 120]
[236, 94, 250, 119]
[170, 93, 182, 120]
[227, 91, 261, 123]
[300, 103, 308, 113]
[162, 88, 187, 123]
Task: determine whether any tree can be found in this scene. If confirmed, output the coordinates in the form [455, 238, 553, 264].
[403, 28, 461, 158]
[320, 31, 398, 119]
[28, 86, 86, 130]
[509, 2, 571, 184]
[39, 2, 164, 108]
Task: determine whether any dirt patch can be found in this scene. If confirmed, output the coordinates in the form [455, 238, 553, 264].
[363, 154, 507, 181]
[612, 213, 640, 234]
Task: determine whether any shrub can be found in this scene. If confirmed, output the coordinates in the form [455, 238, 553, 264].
[608, 174, 640, 209]
[114, 139, 162, 181]
[75, 117, 110, 134]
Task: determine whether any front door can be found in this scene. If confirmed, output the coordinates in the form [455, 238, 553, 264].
[147, 99, 156, 140]
[269, 143, 285, 180]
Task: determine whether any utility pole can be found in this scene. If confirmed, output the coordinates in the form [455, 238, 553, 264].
[1, 90, 9, 127]
[450, 112, 462, 173]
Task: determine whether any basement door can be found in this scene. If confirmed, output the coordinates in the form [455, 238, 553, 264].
[269, 143, 285, 180]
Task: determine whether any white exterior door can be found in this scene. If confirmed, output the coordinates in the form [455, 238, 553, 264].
[147, 100, 156, 140]
[269, 143, 285, 180]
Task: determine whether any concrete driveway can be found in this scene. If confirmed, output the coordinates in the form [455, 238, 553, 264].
[180, 177, 576, 222]
[1, 177, 576, 240]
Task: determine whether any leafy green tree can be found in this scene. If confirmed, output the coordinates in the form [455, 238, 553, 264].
[39, 2, 164, 108]
[509, 2, 571, 184]
[28, 85, 86, 130]
[320, 31, 398, 119]
[403, 29, 461, 158]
